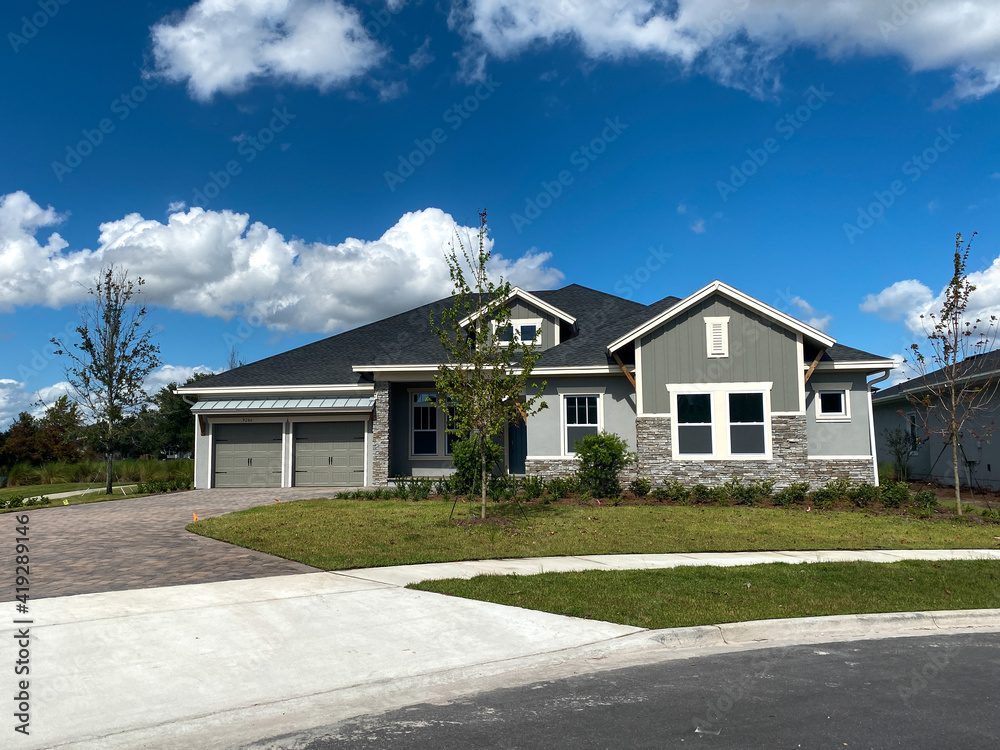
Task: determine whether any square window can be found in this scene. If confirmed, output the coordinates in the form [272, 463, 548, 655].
[817, 391, 848, 419]
[520, 324, 538, 343]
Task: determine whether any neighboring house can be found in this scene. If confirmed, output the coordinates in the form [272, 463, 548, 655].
[872, 351, 1000, 490]
[177, 280, 895, 489]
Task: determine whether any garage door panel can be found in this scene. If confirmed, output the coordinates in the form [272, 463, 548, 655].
[295, 422, 365, 487]
[214, 423, 283, 488]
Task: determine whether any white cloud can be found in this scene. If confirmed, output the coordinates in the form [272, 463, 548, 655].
[456, 0, 1000, 102]
[144, 365, 219, 395]
[167, 200, 187, 212]
[409, 38, 435, 70]
[151, 0, 385, 101]
[0, 378, 73, 427]
[860, 278, 935, 330]
[689, 218, 706, 234]
[789, 295, 832, 332]
[0, 191, 564, 334]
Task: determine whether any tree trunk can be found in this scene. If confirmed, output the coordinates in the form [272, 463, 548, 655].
[480, 440, 488, 520]
[952, 433, 962, 516]
[105, 451, 113, 495]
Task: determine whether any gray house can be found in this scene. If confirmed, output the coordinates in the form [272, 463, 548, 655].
[177, 280, 895, 489]
[872, 351, 1000, 490]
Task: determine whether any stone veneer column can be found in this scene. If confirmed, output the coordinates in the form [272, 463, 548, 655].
[371, 380, 390, 486]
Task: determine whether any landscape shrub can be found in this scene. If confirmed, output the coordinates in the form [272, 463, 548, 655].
[913, 489, 939, 512]
[450, 437, 504, 496]
[723, 477, 774, 505]
[628, 477, 652, 497]
[880, 480, 911, 509]
[809, 484, 839, 509]
[651, 480, 690, 504]
[546, 476, 576, 499]
[773, 482, 810, 508]
[848, 482, 880, 508]
[981, 506, 1000, 523]
[521, 476, 546, 500]
[691, 483, 726, 504]
[574, 432, 636, 498]
[0, 494, 47, 510]
[136, 477, 191, 495]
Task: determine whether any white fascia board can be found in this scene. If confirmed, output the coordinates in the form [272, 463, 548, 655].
[457, 287, 577, 328]
[608, 279, 837, 353]
[353, 364, 628, 376]
[175, 383, 374, 395]
[812, 360, 898, 372]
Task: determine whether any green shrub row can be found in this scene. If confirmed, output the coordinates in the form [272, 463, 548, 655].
[0, 494, 48, 510]
[135, 477, 192, 495]
[0, 458, 194, 487]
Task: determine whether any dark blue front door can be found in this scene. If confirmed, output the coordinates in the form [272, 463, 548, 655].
[508, 419, 527, 474]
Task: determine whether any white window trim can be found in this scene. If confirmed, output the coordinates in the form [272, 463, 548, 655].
[815, 389, 851, 422]
[492, 318, 543, 347]
[668, 383, 773, 460]
[705, 316, 730, 358]
[561, 393, 603, 456]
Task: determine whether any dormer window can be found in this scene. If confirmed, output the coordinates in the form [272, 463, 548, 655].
[493, 318, 542, 346]
[705, 316, 730, 358]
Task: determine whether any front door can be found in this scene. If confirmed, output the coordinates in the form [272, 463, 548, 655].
[507, 418, 527, 475]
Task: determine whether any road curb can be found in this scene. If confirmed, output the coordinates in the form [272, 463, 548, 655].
[642, 608, 1000, 650]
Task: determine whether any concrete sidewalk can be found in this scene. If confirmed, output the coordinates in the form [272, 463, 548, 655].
[5, 550, 1000, 749]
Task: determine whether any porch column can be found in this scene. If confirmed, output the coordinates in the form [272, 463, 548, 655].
[372, 380, 391, 486]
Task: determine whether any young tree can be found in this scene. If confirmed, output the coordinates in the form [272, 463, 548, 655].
[52, 267, 161, 493]
[907, 232, 999, 515]
[431, 209, 547, 519]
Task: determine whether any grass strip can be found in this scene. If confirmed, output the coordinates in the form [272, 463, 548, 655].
[410, 559, 1000, 628]
[187, 499, 1000, 570]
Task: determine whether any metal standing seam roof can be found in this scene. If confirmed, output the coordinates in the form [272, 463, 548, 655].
[190, 396, 375, 412]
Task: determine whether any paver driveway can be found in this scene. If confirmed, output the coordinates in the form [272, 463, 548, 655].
[0, 488, 345, 600]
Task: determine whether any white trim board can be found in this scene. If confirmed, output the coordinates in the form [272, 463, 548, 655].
[458, 286, 577, 327]
[177, 384, 374, 395]
[608, 280, 836, 353]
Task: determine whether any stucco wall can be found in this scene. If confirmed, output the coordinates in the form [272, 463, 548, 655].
[806, 372, 873, 457]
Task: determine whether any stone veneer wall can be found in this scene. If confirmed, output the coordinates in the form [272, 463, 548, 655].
[372, 381, 390, 486]
[636, 414, 874, 488]
[523, 457, 577, 479]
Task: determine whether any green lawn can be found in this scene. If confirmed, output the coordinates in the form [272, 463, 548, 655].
[187, 499, 1000, 570]
[410, 559, 1000, 628]
[0, 481, 133, 501]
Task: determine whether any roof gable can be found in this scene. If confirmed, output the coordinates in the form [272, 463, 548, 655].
[607, 280, 836, 353]
[458, 287, 576, 328]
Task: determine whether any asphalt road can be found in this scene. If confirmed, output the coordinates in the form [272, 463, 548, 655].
[247, 633, 1000, 750]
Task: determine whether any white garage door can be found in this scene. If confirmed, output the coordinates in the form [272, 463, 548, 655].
[294, 422, 365, 487]
[214, 423, 283, 488]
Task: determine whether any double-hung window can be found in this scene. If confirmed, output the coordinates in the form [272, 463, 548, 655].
[728, 393, 766, 455]
[565, 395, 599, 454]
[676, 394, 713, 455]
[412, 393, 438, 455]
[671, 385, 772, 459]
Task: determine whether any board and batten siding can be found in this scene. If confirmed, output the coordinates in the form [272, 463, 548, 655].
[508, 300, 560, 351]
[639, 295, 801, 414]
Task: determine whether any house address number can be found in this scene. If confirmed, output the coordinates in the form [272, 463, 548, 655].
[242, 418, 254, 423]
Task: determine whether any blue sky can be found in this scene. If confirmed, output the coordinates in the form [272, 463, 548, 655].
[3, 0, 1000, 426]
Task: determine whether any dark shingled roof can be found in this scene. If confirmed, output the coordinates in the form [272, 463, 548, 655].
[188, 284, 890, 390]
[873, 349, 1000, 402]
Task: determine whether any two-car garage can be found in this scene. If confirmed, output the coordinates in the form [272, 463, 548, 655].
[211, 421, 367, 488]
[192, 396, 375, 489]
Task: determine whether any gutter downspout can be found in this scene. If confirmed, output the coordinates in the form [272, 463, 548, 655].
[867, 369, 891, 486]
